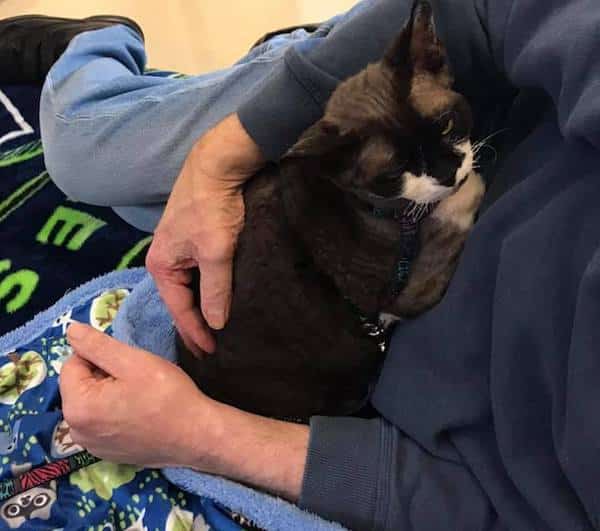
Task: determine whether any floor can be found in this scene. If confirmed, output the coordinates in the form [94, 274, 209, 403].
[0, 0, 356, 74]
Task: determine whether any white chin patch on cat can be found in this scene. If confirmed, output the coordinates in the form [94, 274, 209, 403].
[401, 172, 453, 203]
[400, 140, 474, 204]
[454, 140, 474, 185]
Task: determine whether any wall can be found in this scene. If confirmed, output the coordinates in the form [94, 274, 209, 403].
[0, 0, 356, 73]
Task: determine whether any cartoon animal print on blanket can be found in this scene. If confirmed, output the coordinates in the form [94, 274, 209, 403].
[50, 419, 83, 459]
[0, 352, 46, 406]
[0, 480, 57, 529]
[0, 287, 255, 530]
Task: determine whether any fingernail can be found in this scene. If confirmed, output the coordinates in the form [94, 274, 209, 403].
[67, 322, 85, 340]
[207, 311, 226, 330]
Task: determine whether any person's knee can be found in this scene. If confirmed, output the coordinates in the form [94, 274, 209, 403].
[41, 120, 97, 204]
[40, 90, 110, 206]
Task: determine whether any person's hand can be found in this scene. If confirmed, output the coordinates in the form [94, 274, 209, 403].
[146, 114, 265, 354]
[61, 323, 309, 500]
[60, 322, 217, 468]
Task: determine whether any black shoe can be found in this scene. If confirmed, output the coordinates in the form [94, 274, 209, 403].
[0, 14, 144, 85]
[250, 23, 322, 51]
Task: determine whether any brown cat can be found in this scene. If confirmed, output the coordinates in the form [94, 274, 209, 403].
[178, 0, 485, 422]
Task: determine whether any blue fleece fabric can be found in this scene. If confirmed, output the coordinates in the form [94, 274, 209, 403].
[0, 270, 346, 531]
[111, 275, 346, 531]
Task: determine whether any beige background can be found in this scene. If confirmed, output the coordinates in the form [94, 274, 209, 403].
[0, 1, 356, 74]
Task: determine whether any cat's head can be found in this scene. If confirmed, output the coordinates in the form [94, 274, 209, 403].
[282, 0, 473, 207]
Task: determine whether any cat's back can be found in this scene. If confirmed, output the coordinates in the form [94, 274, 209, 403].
[178, 166, 382, 420]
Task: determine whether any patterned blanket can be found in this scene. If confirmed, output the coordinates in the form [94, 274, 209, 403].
[0, 285, 251, 530]
[0, 84, 150, 336]
[0, 86, 255, 530]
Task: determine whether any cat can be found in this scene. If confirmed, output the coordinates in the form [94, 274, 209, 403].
[178, 0, 485, 422]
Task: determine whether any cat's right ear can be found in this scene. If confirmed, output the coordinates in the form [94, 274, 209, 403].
[383, 0, 451, 86]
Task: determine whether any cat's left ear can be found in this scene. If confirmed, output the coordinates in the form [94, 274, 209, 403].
[282, 119, 354, 160]
[384, 0, 452, 86]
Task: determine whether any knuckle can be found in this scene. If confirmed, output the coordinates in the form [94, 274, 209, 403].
[145, 236, 173, 271]
[198, 233, 236, 263]
[203, 283, 229, 302]
[145, 246, 162, 272]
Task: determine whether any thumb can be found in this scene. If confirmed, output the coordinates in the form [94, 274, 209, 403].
[59, 353, 97, 403]
[67, 322, 137, 378]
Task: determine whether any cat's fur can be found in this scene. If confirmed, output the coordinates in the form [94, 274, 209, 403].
[178, 1, 485, 421]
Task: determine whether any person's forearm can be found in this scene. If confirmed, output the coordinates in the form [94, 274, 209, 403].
[185, 397, 309, 501]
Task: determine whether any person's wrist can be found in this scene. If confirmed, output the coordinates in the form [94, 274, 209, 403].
[195, 114, 266, 180]
[170, 392, 227, 470]
[184, 398, 309, 501]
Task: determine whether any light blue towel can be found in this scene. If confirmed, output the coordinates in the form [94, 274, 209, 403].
[0, 269, 346, 531]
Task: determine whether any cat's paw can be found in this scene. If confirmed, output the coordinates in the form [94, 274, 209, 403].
[431, 171, 485, 230]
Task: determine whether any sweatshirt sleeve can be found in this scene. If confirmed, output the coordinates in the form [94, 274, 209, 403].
[300, 2, 600, 529]
[300, 417, 499, 530]
[237, 0, 505, 161]
[237, 0, 412, 161]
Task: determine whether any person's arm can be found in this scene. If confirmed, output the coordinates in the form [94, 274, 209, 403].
[61, 322, 309, 500]
[146, 0, 508, 349]
[61, 323, 496, 530]
[237, 0, 415, 161]
[300, 417, 499, 530]
[237, 0, 504, 161]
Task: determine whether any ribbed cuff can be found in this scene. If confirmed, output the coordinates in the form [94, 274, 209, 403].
[237, 46, 339, 162]
[299, 416, 393, 531]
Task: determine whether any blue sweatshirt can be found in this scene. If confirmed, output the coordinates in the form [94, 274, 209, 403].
[239, 1, 600, 529]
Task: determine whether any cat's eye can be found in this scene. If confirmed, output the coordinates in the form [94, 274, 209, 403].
[441, 118, 454, 136]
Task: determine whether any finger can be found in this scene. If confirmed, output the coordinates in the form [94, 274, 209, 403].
[155, 276, 216, 353]
[199, 258, 233, 330]
[179, 329, 208, 358]
[147, 238, 214, 352]
[59, 354, 95, 390]
[66, 322, 140, 377]
[59, 354, 97, 405]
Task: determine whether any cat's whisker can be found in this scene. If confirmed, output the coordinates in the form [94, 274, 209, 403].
[472, 141, 489, 156]
[408, 201, 423, 222]
[415, 203, 422, 217]
[479, 143, 498, 163]
[410, 202, 427, 222]
[417, 203, 425, 220]
[408, 201, 418, 220]
[471, 140, 498, 167]
[476, 128, 509, 146]
[471, 128, 508, 165]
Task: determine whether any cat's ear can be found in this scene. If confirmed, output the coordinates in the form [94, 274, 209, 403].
[282, 119, 353, 160]
[384, 0, 451, 85]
